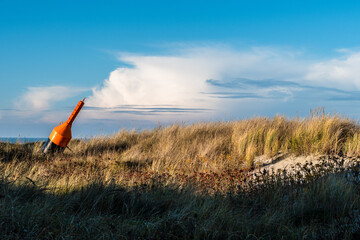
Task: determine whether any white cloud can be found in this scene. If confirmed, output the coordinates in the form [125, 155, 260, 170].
[306, 52, 360, 89]
[16, 86, 85, 111]
[14, 46, 360, 128]
[87, 46, 306, 109]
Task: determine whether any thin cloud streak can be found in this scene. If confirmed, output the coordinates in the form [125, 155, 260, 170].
[205, 77, 360, 101]
[83, 105, 211, 116]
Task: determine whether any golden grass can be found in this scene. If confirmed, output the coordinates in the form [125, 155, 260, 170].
[2, 111, 360, 239]
[1, 110, 358, 190]
[67, 110, 360, 172]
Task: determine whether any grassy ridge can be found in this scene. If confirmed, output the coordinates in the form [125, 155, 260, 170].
[1, 111, 360, 239]
[72, 109, 360, 172]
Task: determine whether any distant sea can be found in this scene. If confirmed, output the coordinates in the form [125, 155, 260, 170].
[0, 138, 47, 144]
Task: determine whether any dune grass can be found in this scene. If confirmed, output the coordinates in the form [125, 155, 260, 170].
[70, 108, 360, 172]
[2, 110, 360, 239]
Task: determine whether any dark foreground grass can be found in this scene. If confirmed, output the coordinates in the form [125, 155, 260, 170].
[2, 153, 360, 239]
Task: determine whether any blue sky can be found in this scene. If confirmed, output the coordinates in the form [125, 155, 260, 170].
[2, 0, 360, 137]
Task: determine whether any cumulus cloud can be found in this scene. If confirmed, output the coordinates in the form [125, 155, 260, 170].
[89, 46, 360, 110]
[86, 47, 306, 109]
[16, 86, 86, 111]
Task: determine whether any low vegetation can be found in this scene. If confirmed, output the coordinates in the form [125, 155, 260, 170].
[1, 109, 360, 239]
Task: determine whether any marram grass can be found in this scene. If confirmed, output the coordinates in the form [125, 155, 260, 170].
[2, 112, 360, 239]
[73, 111, 360, 172]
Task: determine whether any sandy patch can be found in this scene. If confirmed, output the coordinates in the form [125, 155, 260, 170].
[254, 153, 360, 174]
[254, 153, 351, 172]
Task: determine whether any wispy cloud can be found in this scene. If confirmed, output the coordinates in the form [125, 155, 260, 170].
[306, 52, 360, 89]
[15, 86, 87, 111]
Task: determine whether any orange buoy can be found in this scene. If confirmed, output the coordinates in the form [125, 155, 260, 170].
[43, 98, 85, 154]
